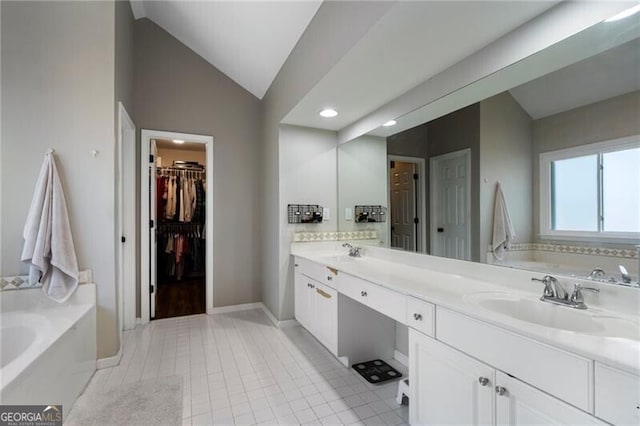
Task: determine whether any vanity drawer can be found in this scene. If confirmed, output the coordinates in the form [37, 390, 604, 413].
[406, 297, 435, 337]
[295, 256, 339, 289]
[436, 307, 593, 412]
[595, 363, 640, 425]
[340, 273, 406, 323]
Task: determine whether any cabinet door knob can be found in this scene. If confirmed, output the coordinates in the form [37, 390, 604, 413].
[311, 284, 315, 289]
[478, 377, 489, 386]
[495, 386, 507, 396]
[294, 264, 299, 267]
[413, 313, 423, 321]
[361, 291, 367, 297]
[327, 276, 333, 281]
[307, 283, 311, 288]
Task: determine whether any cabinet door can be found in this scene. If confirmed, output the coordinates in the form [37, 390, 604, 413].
[409, 329, 495, 425]
[496, 372, 605, 425]
[312, 281, 338, 354]
[294, 271, 311, 330]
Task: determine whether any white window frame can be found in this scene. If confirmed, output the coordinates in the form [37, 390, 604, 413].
[539, 134, 640, 243]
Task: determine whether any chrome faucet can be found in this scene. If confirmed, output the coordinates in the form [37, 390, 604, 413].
[618, 265, 632, 284]
[587, 267, 605, 280]
[532, 275, 600, 309]
[342, 242, 362, 257]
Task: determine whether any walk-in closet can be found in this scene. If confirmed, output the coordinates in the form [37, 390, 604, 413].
[153, 139, 207, 319]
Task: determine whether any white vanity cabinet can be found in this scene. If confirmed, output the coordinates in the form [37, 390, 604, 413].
[594, 363, 640, 426]
[409, 328, 606, 426]
[409, 329, 495, 425]
[495, 372, 604, 425]
[294, 264, 338, 354]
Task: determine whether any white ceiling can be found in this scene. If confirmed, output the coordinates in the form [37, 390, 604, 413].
[156, 139, 205, 151]
[282, 1, 558, 130]
[509, 37, 640, 119]
[131, 0, 322, 99]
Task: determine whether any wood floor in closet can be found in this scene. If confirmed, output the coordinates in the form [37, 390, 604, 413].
[155, 278, 206, 319]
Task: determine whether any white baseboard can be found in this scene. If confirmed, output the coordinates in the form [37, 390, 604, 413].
[258, 303, 300, 329]
[394, 349, 409, 367]
[96, 345, 123, 369]
[207, 302, 263, 315]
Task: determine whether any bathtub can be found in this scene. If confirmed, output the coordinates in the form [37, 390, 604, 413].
[0, 284, 96, 417]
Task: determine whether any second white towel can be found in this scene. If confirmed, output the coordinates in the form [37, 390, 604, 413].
[491, 182, 515, 261]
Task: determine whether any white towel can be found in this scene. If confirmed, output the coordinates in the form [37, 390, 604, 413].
[21, 151, 79, 302]
[491, 182, 515, 261]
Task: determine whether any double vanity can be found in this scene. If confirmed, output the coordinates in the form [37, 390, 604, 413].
[291, 242, 640, 425]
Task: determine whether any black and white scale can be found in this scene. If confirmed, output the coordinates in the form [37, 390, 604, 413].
[352, 359, 403, 384]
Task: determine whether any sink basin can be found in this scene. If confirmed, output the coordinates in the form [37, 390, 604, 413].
[464, 292, 640, 340]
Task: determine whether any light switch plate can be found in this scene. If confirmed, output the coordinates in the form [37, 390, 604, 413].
[345, 208, 353, 221]
[324, 208, 330, 221]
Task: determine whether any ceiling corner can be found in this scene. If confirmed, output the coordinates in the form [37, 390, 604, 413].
[129, 0, 147, 20]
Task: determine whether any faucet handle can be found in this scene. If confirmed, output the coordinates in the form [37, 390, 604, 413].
[532, 275, 556, 298]
[570, 283, 600, 305]
[619, 265, 632, 284]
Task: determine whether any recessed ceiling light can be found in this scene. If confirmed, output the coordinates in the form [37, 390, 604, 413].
[319, 108, 338, 118]
[173, 139, 185, 144]
[383, 120, 397, 127]
[604, 4, 640, 22]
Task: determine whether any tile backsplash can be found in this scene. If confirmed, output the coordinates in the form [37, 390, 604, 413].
[0, 269, 92, 291]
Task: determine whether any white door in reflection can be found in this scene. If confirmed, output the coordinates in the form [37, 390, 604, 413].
[431, 149, 471, 261]
[390, 161, 418, 251]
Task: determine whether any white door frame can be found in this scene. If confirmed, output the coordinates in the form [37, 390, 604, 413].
[117, 102, 136, 333]
[140, 129, 214, 323]
[388, 155, 427, 253]
[429, 148, 471, 260]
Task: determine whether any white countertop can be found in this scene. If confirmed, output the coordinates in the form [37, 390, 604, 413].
[291, 243, 640, 375]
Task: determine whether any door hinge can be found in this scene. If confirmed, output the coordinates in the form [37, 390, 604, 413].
[121, 236, 126, 243]
[414, 217, 419, 224]
[150, 219, 154, 228]
[150, 154, 154, 163]
[150, 284, 154, 294]
[413, 173, 419, 180]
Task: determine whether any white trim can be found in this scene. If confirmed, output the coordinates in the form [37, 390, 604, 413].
[96, 346, 123, 369]
[207, 302, 263, 315]
[393, 349, 409, 367]
[429, 149, 472, 260]
[388, 155, 427, 253]
[140, 129, 214, 324]
[117, 103, 137, 333]
[539, 135, 640, 242]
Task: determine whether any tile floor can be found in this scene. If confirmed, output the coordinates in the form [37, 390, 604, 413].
[85, 309, 409, 426]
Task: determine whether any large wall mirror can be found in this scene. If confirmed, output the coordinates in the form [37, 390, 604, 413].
[338, 16, 640, 285]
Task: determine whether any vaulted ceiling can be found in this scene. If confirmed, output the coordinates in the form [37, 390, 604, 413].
[130, 0, 322, 99]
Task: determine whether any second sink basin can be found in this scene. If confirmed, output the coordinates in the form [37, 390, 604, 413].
[464, 292, 640, 340]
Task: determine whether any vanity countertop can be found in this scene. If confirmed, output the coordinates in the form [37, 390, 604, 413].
[291, 243, 640, 375]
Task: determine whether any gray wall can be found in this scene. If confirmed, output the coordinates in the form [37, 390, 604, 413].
[388, 104, 481, 261]
[479, 92, 533, 262]
[532, 91, 640, 242]
[1, 1, 119, 358]
[260, 1, 394, 320]
[133, 19, 262, 308]
[279, 125, 338, 320]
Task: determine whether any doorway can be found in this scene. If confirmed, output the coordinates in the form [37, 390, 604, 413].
[430, 149, 471, 260]
[388, 156, 426, 252]
[140, 130, 214, 323]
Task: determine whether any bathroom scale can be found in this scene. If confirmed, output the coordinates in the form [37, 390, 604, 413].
[352, 359, 402, 384]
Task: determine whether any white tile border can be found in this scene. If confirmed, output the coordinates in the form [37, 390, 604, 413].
[507, 243, 638, 259]
[293, 230, 379, 242]
[0, 269, 93, 291]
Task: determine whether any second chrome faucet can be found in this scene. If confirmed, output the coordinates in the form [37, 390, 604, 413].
[531, 275, 599, 310]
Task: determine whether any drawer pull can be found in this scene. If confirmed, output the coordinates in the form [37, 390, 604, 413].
[316, 288, 332, 299]
[495, 386, 507, 396]
[361, 291, 368, 297]
[413, 313, 423, 321]
[294, 263, 299, 267]
[307, 283, 315, 289]
[327, 276, 333, 281]
[478, 377, 489, 386]
[327, 266, 338, 275]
